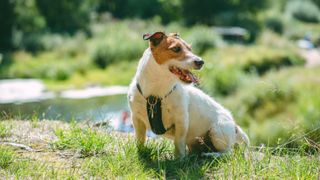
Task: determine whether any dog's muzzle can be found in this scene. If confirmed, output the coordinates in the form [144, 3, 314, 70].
[193, 59, 204, 70]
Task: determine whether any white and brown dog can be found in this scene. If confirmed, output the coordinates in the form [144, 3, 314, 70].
[128, 32, 249, 157]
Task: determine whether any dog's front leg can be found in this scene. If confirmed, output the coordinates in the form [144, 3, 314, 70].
[132, 116, 146, 146]
[174, 115, 188, 158]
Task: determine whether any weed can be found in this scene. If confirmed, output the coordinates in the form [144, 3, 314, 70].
[0, 122, 11, 138]
[0, 146, 14, 169]
[31, 112, 39, 128]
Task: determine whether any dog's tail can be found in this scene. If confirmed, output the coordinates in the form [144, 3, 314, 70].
[235, 125, 250, 146]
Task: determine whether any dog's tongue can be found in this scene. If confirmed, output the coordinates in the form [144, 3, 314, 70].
[184, 70, 199, 84]
[189, 72, 199, 84]
[169, 66, 199, 84]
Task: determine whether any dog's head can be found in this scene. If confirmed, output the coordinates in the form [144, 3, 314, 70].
[143, 32, 204, 84]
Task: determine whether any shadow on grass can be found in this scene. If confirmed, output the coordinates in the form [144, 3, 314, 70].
[136, 143, 224, 179]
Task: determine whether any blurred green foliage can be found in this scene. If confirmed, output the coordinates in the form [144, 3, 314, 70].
[224, 67, 320, 150]
[285, 0, 320, 23]
[35, 0, 95, 33]
[265, 17, 284, 34]
[0, 0, 14, 50]
[0, 0, 271, 51]
[199, 44, 304, 96]
[89, 21, 146, 68]
[2, 0, 320, 52]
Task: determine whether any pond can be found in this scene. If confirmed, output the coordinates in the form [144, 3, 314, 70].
[0, 94, 128, 122]
[0, 79, 130, 125]
[0, 79, 155, 136]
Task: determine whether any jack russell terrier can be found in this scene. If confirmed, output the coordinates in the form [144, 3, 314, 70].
[128, 32, 249, 157]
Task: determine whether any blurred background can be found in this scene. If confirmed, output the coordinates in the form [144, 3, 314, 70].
[0, 0, 320, 149]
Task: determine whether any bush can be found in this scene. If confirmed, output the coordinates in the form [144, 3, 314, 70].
[265, 17, 284, 34]
[199, 45, 304, 96]
[13, 32, 44, 52]
[222, 45, 304, 75]
[225, 67, 320, 148]
[6, 51, 91, 81]
[241, 48, 304, 75]
[200, 58, 247, 96]
[285, 0, 320, 23]
[185, 26, 221, 54]
[89, 21, 146, 68]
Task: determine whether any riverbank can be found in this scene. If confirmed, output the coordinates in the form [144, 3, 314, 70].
[0, 120, 319, 179]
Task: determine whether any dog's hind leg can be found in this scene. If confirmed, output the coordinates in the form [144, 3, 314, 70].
[208, 120, 237, 153]
[132, 116, 147, 145]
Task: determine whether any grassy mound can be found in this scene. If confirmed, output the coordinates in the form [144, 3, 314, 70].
[0, 120, 319, 179]
[0, 120, 320, 179]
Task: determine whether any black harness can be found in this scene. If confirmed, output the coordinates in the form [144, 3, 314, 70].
[136, 83, 176, 135]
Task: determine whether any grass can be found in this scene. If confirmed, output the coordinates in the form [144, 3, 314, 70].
[0, 147, 14, 169]
[0, 120, 319, 179]
[0, 122, 11, 138]
[0, 146, 78, 179]
[52, 124, 111, 157]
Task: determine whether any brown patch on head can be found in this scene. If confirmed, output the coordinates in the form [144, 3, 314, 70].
[145, 32, 192, 64]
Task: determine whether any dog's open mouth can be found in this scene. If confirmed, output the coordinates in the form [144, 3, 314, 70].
[169, 66, 199, 84]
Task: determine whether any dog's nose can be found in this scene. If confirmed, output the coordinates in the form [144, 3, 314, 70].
[194, 60, 204, 69]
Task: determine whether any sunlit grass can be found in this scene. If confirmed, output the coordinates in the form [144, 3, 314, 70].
[51, 122, 320, 179]
[0, 120, 319, 179]
[0, 122, 11, 138]
[52, 124, 111, 157]
[0, 146, 14, 169]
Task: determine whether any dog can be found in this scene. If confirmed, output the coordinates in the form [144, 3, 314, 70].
[127, 32, 249, 158]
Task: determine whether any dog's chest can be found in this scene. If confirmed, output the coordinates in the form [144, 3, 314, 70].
[131, 93, 180, 131]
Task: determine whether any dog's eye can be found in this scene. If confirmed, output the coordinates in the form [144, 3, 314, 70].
[171, 47, 181, 53]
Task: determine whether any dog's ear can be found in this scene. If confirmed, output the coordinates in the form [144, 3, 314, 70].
[143, 32, 165, 46]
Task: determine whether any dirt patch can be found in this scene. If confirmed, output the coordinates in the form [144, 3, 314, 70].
[300, 49, 320, 67]
[1, 120, 69, 150]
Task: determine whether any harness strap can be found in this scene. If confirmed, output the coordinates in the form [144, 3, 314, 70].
[136, 83, 176, 135]
[136, 83, 176, 99]
[136, 83, 143, 96]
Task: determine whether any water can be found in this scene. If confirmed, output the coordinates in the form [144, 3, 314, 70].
[0, 79, 156, 136]
[0, 94, 128, 122]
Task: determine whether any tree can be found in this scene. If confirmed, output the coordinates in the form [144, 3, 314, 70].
[94, 0, 181, 24]
[36, 0, 95, 33]
[180, 0, 269, 41]
[312, 0, 320, 7]
[181, 0, 269, 25]
[0, 0, 14, 51]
